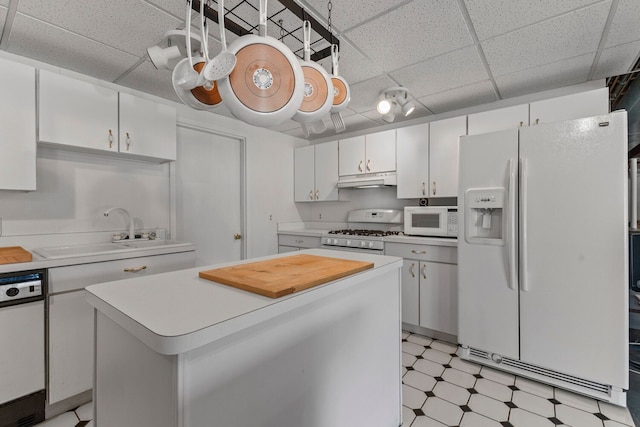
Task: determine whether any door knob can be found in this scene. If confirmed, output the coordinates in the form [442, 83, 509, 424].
[233, 233, 242, 240]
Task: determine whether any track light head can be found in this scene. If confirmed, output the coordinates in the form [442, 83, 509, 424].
[376, 86, 415, 121]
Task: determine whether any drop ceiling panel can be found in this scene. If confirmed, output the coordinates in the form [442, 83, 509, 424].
[315, 41, 383, 85]
[463, 0, 601, 41]
[604, 0, 640, 48]
[300, 0, 408, 32]
[418, 81, 497, 114]
[7, 13, 140, 82]
[495, 53, 595, 98]
[146, 0, 190, 20]
[481, 1, 611, 77]
[390, 46, 489, 98]
[16, 0, 182, 57]
[345, 1, 473, 72]
[593, 40, 640, 79]
[347, 75, 398, 113]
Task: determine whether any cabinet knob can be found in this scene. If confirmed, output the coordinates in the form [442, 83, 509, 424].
[421, 264, 427, 280]
[124, 265, 147, 273]
[358, 160, 364, 172]
[108, 129, 113, 148]
[125, 132, 131, 151]
[366, 159, 371, 171]
[233, 233, 242, 240]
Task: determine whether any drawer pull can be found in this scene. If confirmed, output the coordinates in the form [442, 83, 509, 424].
[421, 264, 427, 280]
[124, 265, 147, 273]
[411, 250, 427, 254]
[295, 239, 304, 243]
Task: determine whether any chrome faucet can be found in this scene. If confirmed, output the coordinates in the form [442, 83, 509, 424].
[104, 207, 135, 240]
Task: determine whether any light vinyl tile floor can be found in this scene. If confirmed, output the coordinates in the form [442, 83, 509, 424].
[35, 332, 635, 427]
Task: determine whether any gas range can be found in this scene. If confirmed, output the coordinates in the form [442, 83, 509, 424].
[321, 209, 403, 253]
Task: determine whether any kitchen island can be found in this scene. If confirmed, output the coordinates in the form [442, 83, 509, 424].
[85, 249, 403, 427]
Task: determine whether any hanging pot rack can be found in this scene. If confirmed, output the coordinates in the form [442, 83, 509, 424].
[191, 0, 339, 62]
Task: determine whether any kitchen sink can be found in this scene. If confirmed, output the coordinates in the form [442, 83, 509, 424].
[32, 240, 190, 259]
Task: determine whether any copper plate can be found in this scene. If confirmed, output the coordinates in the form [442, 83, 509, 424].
[331, 77, 348, 106]
[228, 43, 296, 113]
[190, 62, 223, 105]
[299, 66, 329, 113]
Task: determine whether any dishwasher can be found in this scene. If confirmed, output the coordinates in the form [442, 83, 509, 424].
[0, 269, 46, 427]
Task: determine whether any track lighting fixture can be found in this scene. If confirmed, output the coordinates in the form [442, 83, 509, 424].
[147, 30, 202, 70]
[376, 87, 416, 122]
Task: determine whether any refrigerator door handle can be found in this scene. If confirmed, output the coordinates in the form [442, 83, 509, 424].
[507, 158, 517, 290]
[519, 157, 529, 292]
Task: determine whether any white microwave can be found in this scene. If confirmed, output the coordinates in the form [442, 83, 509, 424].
[404, 206, 458, 237]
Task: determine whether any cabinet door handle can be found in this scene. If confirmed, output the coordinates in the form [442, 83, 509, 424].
[358, 160, 364, 172]
[315, 190, 319, 200]
[421, 264, 427, 280]
[108, 129, 113, 148]
[421, 181, 426, 196]
[432, 181, 436, 196]
[411, 250, 427, 254]
[124, 265, 147, 273]
[366, 159, 371, 171]
[410, 262, 415, 278]
[125, 132, 131, 151]
[308, 190, 314, 200]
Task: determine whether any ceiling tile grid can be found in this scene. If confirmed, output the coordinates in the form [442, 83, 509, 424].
[495, 52, 595, 98]
[7, 13, 141, 82]
[299, 0, 409, 33]
[417, 80, 497, 114]
[463, 0, 604, 41]
[480, 0, 612, 78]
[604, 0, 640, 48]
[390, 45, 489, 99]
[116, 59, 180, 103]
[593, 40, 640, 79]
[344, 0, 474, 72]
[16, 0, 182, 58]
[347, 74, 398, 113]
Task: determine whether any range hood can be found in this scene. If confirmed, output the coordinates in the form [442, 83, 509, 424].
[337, 173, 397, 189]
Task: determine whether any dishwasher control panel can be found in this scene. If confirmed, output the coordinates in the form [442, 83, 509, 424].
[0, 271, 45, 304]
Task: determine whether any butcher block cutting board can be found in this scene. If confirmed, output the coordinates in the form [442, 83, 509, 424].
[199, 254, 374, 298]
[0, 247, 32, 264]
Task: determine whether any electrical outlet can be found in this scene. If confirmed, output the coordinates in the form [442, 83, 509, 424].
[318, 213, 322, 220]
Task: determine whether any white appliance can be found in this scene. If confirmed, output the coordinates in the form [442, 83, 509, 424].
[458, 112, 629, 405]
[0, 269, 46, 425]
[321, 209, 403, 253]
[404, 206, 458, 237]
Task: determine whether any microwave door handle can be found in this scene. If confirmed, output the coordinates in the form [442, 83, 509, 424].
[506, 159, 518, 291]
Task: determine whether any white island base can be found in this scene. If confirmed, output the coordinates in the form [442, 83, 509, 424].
[87, 249, 403, 427]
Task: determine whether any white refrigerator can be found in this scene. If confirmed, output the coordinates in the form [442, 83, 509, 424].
[457, 111, 629, 405]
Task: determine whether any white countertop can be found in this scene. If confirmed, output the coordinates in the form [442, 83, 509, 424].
[0, 243, 196, 274]
[85, 249, 403, 355]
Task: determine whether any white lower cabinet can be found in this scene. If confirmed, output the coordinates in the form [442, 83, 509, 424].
[386, 242, 457, 336]
[277, 234, 321, 253]
[47, 251, 195, 406]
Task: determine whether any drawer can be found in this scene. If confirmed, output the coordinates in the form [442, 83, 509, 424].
[48, 251, 195, 293]
[385, 242, 457, 264]
[277, 234, 321, 249]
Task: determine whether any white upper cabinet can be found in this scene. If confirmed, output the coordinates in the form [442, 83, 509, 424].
[467, 104, 529, 136]
[39, 70, 118, 152]
[396, 123, 429, 199]
[39, 70, 176, 162]
[294, 141, 339, 202]
[529, 87, 609, 125]
[0, 58, 36, 191]
[119, 92, 177, 161]
[429, 116, 466, 198]
[338, 130, 396, 176]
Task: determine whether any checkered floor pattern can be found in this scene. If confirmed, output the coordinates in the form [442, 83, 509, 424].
[402, 331, 635, 427]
